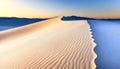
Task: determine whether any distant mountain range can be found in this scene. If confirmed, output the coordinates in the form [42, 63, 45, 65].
[1, 16, 120, 31]
[0, 17, 48, 31]
[0, 17, 48, 27]
[62, 16, 120, 20]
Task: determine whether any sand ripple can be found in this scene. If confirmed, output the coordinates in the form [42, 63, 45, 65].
[0, 17, 96, 69]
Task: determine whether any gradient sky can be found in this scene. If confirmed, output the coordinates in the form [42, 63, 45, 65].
[0, 0, 120, 18]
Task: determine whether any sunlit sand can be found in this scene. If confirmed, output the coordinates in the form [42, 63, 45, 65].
[0, 17, 96, 69]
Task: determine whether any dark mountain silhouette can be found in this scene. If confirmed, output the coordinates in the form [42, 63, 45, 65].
[1, 16, 120, 31]
[0, 17, 48, 26]
[0, 17, 48, 31]
[62, 16, 120, 21]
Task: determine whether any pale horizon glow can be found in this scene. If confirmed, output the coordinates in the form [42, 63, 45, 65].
[0, 0, 120, 18]
[0, 0, 55, 18]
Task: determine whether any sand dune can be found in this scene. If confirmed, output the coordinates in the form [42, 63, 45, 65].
[0, 17, 96, 69]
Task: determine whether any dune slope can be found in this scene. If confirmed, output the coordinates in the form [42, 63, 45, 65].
[0, 17, 96, 69]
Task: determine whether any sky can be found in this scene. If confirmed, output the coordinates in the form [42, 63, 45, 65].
[0, 0, 120, 18]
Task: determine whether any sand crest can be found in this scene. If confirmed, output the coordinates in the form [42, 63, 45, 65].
[0, 17, 96, 69]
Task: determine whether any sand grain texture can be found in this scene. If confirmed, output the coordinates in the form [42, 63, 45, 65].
[0, 17, 96, 69]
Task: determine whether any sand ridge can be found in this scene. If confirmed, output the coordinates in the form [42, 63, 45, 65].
[0, 17, 61, 44]
[0, 17, 96, 69]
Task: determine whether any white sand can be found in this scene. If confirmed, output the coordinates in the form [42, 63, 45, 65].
[0, 17, 96, 69]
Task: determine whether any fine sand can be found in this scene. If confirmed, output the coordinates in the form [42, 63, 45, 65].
[0, 17, 96, 69]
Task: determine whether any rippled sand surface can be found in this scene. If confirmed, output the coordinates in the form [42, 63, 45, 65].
[0, 17, 96, 69]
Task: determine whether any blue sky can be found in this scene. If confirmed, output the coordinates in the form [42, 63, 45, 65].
[0, 0, 120, 18]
